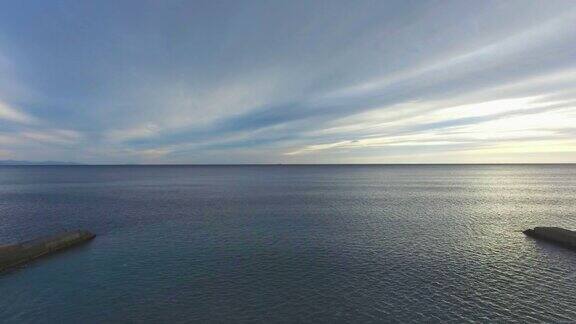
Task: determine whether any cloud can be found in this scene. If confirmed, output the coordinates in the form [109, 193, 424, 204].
[20, 129, 82, 145]
[0, 100, 37, 124]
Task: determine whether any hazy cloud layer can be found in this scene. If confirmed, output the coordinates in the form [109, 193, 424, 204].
[0, 0, 575, 163]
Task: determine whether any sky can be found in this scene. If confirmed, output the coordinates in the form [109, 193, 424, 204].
[1, 0, 576, 164]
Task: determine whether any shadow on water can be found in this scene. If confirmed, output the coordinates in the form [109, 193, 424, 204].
[524, 235, 576, 255]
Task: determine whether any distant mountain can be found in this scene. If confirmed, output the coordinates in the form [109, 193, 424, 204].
[0, 160, 82, 165]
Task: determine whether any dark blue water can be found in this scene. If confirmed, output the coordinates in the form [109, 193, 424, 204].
[1, 165, 576, 323]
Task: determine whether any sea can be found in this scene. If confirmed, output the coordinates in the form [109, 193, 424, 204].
[0, 165, 575, 323]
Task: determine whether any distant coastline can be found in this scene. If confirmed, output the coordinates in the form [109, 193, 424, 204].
[0, 160, 82, 166]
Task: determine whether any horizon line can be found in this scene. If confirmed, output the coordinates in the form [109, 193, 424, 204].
[1, 162, 576, 166]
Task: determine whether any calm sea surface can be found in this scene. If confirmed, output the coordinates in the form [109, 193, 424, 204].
[0, 165, 575, 323]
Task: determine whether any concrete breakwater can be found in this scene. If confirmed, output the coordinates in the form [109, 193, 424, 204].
[523, 227, 576, 250]
[0, 230, 95, 272]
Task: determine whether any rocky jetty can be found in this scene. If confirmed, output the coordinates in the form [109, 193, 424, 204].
[0, 230, 95, 272]
[523, 227, 576, 250]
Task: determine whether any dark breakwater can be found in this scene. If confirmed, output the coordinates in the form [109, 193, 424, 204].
[0, 230, 95, 272]
[524, 227, 576, 250]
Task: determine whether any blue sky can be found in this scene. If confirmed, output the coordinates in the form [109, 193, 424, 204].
[1, 0, 576, 163]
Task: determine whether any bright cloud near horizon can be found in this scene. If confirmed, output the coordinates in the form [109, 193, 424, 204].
[1, 0, 576, 164]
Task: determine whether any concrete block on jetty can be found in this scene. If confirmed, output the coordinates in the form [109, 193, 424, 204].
[0, 230, 95, 272]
